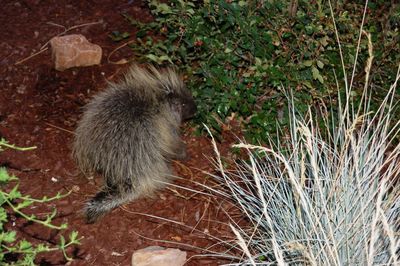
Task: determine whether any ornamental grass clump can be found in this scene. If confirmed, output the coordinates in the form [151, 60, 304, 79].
[207, 64, 399, 265]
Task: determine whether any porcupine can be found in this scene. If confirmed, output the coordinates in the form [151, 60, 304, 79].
[72, 64, 197, 223]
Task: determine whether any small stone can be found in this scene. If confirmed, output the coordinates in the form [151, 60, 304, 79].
[50, 34, 102, 71]
[17, 84, 26, 94]
[194, 210, 200, 221]
[111, 251, 124, 256]
[170, 236, 182, 242]
[131, 246, 186, 266]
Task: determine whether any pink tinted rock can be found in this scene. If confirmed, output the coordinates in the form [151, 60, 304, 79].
[131, 246, 187, 266]
[50, 34, 102, 71]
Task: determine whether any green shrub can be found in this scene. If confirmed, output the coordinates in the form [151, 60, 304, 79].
[116, 0, 399, 143]
[0, 139, 80, 265]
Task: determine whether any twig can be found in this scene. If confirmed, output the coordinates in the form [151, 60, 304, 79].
[14, 47, 48, 66]
[289, 0, 299, 17]
[107, 39, 136, 64]
[173, 160, 194, 178]
[44, 122, 75, 135]
[190, 200, 210, 234]
[166, 187, 190, 200]
[41, 21, 102, 50]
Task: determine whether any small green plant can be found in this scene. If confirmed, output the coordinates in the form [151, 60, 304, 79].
[0, 138, 80, 265]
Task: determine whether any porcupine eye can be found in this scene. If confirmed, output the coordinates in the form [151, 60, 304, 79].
[181, 99, 197, 121]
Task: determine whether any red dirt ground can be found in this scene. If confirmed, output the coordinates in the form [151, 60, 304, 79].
[0, 1, 244, 265]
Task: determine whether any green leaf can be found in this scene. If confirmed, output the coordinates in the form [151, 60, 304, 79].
[303, 81, 314, 89]
[319, 36, 329, 47]
[145, 54, 172, 64]
[21, 254, 35, 266]
[0, 167, 8, 182]
[36, 243, 50, 252]
[224, 47, 233, 53]
[16, 200, 33, 210]
[146, 54, 159, 62]
[2, 231, 16, 243]
[69, 231, 79, 242]
[303, 60, 313, 67]
[60, 223, 68, 230]
[19, 240, 32, 250]
[311, 66, 324, 84]
[154, 3, 172, 14]
[254, 57, 262, 66]
[0, 207, 7, 222]
[8, 184, 22, 200]
[305, 25, 314, 35]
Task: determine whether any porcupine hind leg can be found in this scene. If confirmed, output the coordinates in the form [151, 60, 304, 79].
[170, 139, 188, 161]
[84, 180, 135, 224]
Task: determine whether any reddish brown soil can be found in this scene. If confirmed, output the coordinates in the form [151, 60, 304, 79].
[0, 1, 243, 265]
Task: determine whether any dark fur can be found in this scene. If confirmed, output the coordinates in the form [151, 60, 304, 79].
[73, 65, 196, 223]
